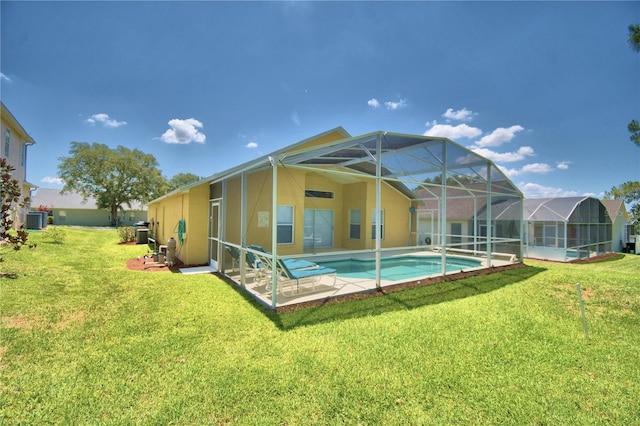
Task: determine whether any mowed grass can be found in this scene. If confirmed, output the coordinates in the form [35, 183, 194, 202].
[1, 227, 639, 425]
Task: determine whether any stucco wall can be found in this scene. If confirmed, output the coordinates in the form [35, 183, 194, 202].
[222, 167, 412, 256]
[50, 208, 146, 227]
[343, 182, 368, 251]
[186, 183, 210, 266]
[368, 181, 412, 249]
[53, 208, 110, 226]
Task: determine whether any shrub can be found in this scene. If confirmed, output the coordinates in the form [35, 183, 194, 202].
[43, 227, 66, 244]
[47, 216, 53, 225]
[117, 227, 136, 243]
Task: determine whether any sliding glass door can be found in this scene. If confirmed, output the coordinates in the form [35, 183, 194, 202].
[304, 209, 333, 249]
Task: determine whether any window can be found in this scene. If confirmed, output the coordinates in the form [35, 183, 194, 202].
[277, 205, 294, 244]
[451, 223, 462, 246]
[305, 190, 334, 199]
[544, 224, 557, 247]
[20, 143, 26, 167]
[349, 209, 361, 239]
[210, 182, 222, 200]
[4, 130, 10, 158]
[129, 212, 136, 221]
[59, 211, 66, 222]
[371, 209, 384, 240]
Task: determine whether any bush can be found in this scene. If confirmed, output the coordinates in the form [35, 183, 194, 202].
[117, 227, 136, 243]
[47, 216, 53, 225]
[43, 227, 66, 244]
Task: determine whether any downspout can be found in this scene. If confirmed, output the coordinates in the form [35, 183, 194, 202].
[408, 206, 416, 246]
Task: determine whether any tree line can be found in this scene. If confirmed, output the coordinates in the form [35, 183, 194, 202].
[57, 141, 202, 226]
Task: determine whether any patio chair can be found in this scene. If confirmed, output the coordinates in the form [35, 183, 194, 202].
[225, 246, 241, 272]
[248, 245, 317, 270]
[226, 245, 266, 284]
[253, 251, 337, 296]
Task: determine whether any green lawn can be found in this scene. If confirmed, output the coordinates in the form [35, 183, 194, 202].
[1, 227, 639, 425]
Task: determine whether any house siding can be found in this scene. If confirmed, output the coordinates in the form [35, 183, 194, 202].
[1, 103, 35, 228]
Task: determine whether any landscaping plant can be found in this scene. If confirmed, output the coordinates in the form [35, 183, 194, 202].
[117, 226, 136, 243]
[0, 158, 34, 278]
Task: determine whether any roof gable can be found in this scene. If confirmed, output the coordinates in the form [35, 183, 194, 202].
[601, 199, 628, 222]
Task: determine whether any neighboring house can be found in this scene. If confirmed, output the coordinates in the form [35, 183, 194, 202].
[1, 102, 37, 228]
[414, 185, 522, 259]
[602, 199, 633, 252]
[523, 196, 612, 262]
[148, 127, 524, 309]
[31, 188, 147, 227]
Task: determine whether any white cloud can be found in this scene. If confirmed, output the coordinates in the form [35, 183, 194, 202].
[521, 163, 553, 174]
[556, 161, 571, 170]
[385, 99, 407, 110]
[86, 113, 127, 128]
[160, 118, 206, 144]
[499, 167, 521, 179]
[584, 191, 605, 198]
[442, 107, 475, 122]
[518, 182, 580, 198]
[368, 97, 407, 110]
[291, 111, 301, 126]
[246, 142, 258, 149]
[367, 98, 380, 108]
[41, 176, 63, 185]
[0, 73, 11, 83]
[424, 122, 483, 140]
[500, 162, 553, 177]
[474, 125, 524, 148]
[472, 146, 535, 163]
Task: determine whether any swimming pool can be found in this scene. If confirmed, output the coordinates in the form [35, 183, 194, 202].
[318, 255, 482, 281]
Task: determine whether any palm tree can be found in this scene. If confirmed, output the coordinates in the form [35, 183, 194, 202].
[629, 24, 640, 52]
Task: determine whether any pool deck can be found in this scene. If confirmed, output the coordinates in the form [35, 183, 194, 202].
[221, 251, 516, 309]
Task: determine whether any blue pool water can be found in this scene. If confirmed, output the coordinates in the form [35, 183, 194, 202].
[318, 255, 482, 281]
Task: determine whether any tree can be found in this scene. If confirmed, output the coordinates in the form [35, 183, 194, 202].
[628, 119, 640, 148]
[58, 142, 167, 226]
[167, 172, 202, 192]
[628, 25, 640, 147]
[0, 158, 32, 277]
[604, 181, 640, 232]
[629, 24, 640, 52]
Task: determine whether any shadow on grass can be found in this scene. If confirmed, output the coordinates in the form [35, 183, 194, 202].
[266, 265, 546, 330]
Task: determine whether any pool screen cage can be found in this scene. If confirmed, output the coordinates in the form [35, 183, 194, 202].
[523, 197, 613, 262]
[212, 131, 524, 307]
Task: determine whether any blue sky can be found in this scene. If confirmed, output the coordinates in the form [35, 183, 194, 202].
[2, 1, 639, 199]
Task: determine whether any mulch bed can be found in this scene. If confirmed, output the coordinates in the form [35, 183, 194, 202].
[125, 255, 186, 272]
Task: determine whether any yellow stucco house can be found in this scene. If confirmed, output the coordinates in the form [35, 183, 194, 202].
[148, 127, 523, 309]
